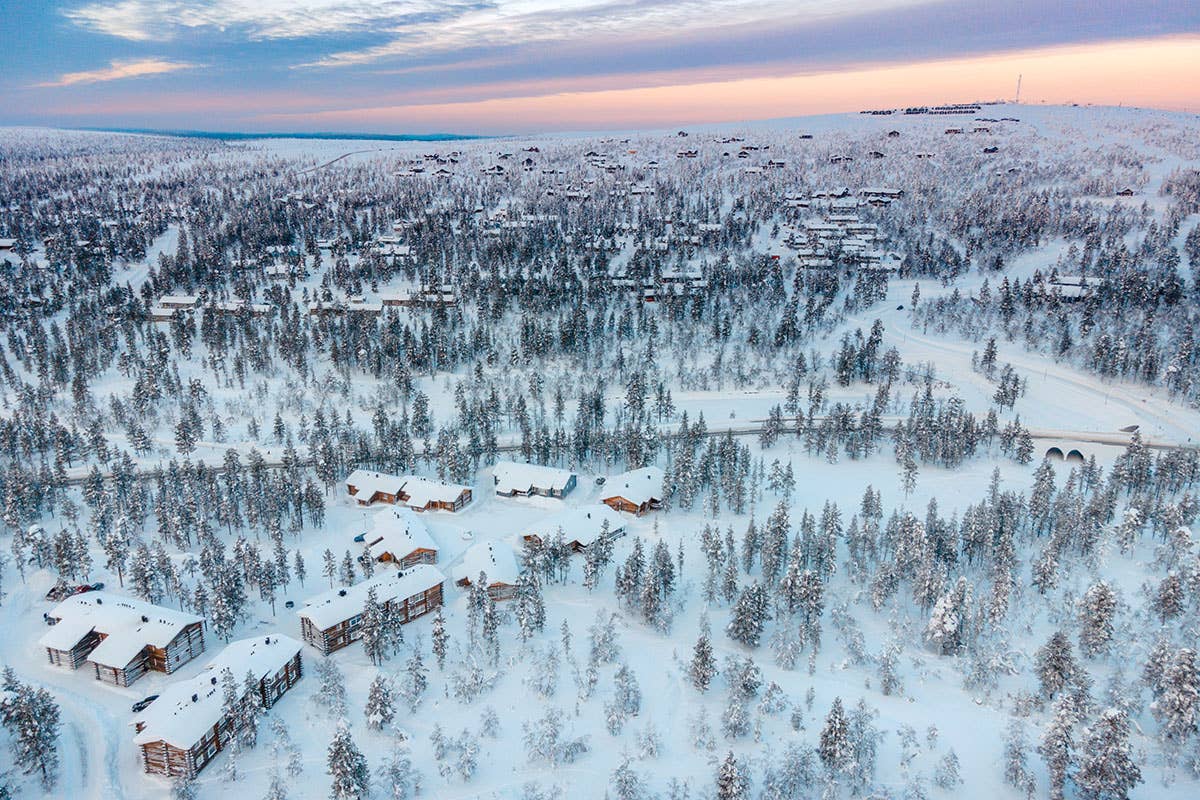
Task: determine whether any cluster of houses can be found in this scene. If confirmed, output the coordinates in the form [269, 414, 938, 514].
[345, 470, 474, 512]
[37, 460, 667, 781]
[786, 206, 903, 273]
[148, 294, 272, 323]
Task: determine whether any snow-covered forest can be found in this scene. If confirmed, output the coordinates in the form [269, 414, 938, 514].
[0, 103, 1198, 800]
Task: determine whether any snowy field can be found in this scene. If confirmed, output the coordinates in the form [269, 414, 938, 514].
[0, 103, 1198, 800]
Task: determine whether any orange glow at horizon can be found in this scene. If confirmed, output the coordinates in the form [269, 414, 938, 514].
[31, 34, 1200, 131]
[258, 35, 1200, 131]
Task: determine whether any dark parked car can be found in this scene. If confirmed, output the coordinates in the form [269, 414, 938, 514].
[595, 476, 606, 486]
[284, 600, 295, 609]
[353, 532, 367, 543]
[131, 695, 159, 713]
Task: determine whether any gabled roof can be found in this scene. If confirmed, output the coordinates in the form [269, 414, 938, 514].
[298, 564, 444, 631]
[366, 506, 437, 560]
[525, 504, 626, 547]
[602, 466, 665, 506]
[398, 476, 471, 508]
[40, 592, 203, 668]
[453, 540, 520, 587]
[133, 635, 301, 749]
[493, 461, 575, 494]
[345, 469, 405, 498]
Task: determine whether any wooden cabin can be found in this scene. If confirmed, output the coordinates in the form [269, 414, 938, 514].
[396, 476, 473, 512]
[345, 470, 472, 512]
[345, 470, 405, 505]
[601, 467, 666, 516]
[363, 505, 439, 568]
[492, 461, 577, 499]
[522, 505, 627, 552]
[41, 592, 206, 687]
[134, 635, 303, 778]
[453, 541, 520, 601]
[158, 294, 198, 310]
[298, 565, 445, 655]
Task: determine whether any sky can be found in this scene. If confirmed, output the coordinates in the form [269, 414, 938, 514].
[0, 0, 1198, 134]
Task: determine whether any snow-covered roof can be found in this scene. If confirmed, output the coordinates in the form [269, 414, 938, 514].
[492, 461, 576, 494]
[366, 505, 437, 560]
[298, 564, 445, 631]
[602, 466, 665, 506]
[40, 592, 203, 667]
[524, 504, 626, 547]
[133, 635, 301, 749]
[453, 540, 520, 587]
[159, 294, 198, 306]
[398, 476, 471, 508]
[345, 469, 405, 498]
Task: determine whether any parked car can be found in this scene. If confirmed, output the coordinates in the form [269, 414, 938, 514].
[89, 581, 105, 591]
[284, 600, 295, 609]
[131, 695, 159, 713]
[353, 532, 367, 543]
[594, 476, 606, 486]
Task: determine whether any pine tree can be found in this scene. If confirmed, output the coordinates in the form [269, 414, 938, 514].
[431, 607, 448, 670]
[327, 722, 370, 800]
[715, 751, 747, 800]
[1151, 647, 1199, 746]
[0, 669, 60, 788]
[364, 674, 395, 730]
[1078, 581, 1117, 658]
[1074, 708, 1142, 800]
[727, 582, 770, 647]
[378, 737, 418, 800]
[1039, 696, 1078, 800]
[818, 697, 850, 775]
[611, 758, 645, 800]
[690, 617, 717, 692]
[402, 648, 428, 713]
[1035, 631, 1078, 699]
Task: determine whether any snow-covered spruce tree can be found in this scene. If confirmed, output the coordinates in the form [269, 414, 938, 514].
[401, 647, 428, 713]
[933, 749, 963, 789]
[1074, 708, 1142, 800]
[364, 673, 396, 730]
[727, 582, 770, 648]
[715, 751, 748, 800]
[1150, 647, 1199, 750]
[327, 721, 370, 800]
[240, 668, 264, 748]
[263, 771, 289, 800]
[818, 697, 851, 776]
[377, 736, 419, 800]
[1035, 631, 1079, 700]
[690, 616, 717, 692]
[0, 668, 60, 789]
[515, 572, 546, 642]
[1038, 696, 1080, 800]
[313, 657, 348, 718]
[431, 606, 448, 670]
[1078, 581, 1118, 658]
[610, 757, 646, 800]
[923, 576, 971, 656]
[1003, 718, 1034, 794]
